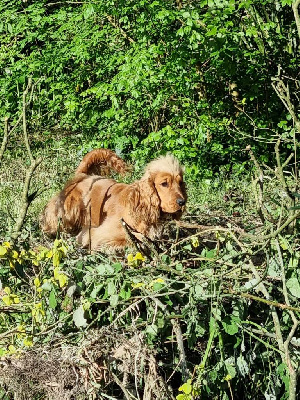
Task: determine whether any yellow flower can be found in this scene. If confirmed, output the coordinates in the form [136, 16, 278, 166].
[127, 253, 134, 265]
[191, 236, 199, 248]
[17, 324, 25, 333]
[134, 252, 145, 261]
[33, 277, 41, 288]
[131, 282, 146, 289]
[127, 252, 146, 267]
[8, 345, 17, 355]
[23, 336, 33, 347]
[16, 325, 26, 339]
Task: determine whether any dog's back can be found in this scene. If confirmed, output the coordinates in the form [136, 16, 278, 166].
[40, 149, 129, 237]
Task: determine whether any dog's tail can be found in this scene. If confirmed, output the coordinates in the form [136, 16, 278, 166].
[75, 149, 130, 176]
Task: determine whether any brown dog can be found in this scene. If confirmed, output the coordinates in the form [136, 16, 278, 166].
[40, 149, 187, 250]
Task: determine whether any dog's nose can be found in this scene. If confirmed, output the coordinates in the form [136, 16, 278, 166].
[177, 198, 185, 207]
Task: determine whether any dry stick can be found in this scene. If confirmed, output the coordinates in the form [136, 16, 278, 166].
[230, 291, 300, 314]
[240, 210, 300, 242]
[170, 318, 189, 382]
[247, 146, 276, 224]
[248, 327, 300, 348]
[107, 15, 135, 44]
[0, 112, 23, 164]
[152, 296, 189, 382]
[274, 139, 294, 202]
[272, 78, 300, 134]
[22, 77, 34, 163]
[292, 0, 300, 42]
[227, 231, 285, 359]
[11, 157, 42, 241]
[110, 371, 135, 400]
[11, 78, 42, 241]
[0, 117, 9, 162]
[274, 140, 297, 233]
[275, 239, 299, 400]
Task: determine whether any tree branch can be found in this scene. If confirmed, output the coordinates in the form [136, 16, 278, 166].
[11, 157, 42, 241]
[0, 117, 9, 163]
[292, 0, 300, 42]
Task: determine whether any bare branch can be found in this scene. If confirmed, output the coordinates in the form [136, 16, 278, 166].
[0, 117, 9, 163]
[22, 77, 34, 163]
[11, 157, 42, 242]
[292, 0, 300, 42]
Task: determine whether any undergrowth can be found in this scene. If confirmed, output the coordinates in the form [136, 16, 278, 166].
[0, 138, 300, 399]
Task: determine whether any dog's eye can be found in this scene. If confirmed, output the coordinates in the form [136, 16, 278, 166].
[161, 182, 168, 187]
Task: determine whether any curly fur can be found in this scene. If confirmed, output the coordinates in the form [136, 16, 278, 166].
[40, 149, 187, 251]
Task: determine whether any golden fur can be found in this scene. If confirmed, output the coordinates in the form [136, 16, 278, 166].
[40, 149, 187, 250]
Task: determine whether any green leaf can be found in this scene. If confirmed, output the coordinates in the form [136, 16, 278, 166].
[119, 287, 131, 300]
[224, 357, 237, 378]
[110, 294, 119, 307]
[175, 263, 183, 271]
[179, 381, 192, 395]
[41, 281, 53, 291]
[113, 262, 122, 272]
[176, 394, 189, 400]
[278, 234, 291, 251]
[83, 5, 94, 19]
[286, 278, 300, 298]
[236, 355, 249, 377]
[222, 316, 240, 335]
[146, 324, 158, 336]
[0, 246, 7, 256]
[73, 306, 87, 328]
[95, 265, 106, 275]
[90, 284, 103, 299]
[107, 281, 116, 295]
[49, 290, 57, 309]
[52, 252, 60, 267]
[194, 285, 204, 297]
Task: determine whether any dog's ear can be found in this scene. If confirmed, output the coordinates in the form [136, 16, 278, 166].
[129, 175, 161, 226]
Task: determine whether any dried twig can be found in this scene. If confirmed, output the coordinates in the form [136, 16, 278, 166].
[11, 157, 42, 241]
[0, 117, 9, 163]
[292, 0, 300, 42]
[10, 78, 43, 241]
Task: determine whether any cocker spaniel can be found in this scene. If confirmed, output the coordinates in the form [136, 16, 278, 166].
[40, 149, 187, 251]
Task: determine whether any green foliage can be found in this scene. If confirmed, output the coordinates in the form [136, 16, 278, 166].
[0, 0, 299, 176]
[1, 205, 300, 399]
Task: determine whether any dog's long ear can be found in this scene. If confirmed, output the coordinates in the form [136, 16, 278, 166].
[129, 176, 161, 227]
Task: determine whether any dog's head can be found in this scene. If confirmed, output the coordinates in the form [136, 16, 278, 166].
[142, 154, 186, 217]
